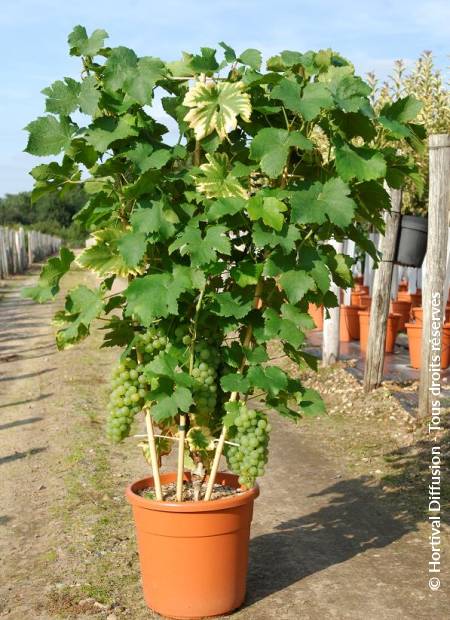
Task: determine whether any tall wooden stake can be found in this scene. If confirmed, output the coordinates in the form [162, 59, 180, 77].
[364, 188, 402, 391]
[322, 240, 343, 366]
[418, 134, 450, 417]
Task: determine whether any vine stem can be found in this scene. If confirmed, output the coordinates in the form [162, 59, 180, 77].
[204, 280, 263, 501]
[176, 286, 206, 502]
[137, 350, 163, 501]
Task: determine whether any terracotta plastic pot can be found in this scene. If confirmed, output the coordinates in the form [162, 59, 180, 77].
[359, 311, 401, 353]
[350, 286, 369, 306]
[442, 323, 450, 369]
[390, 299, 411, 331]
[397, 291, 422, 308]
[126, 472, 259, 619]
[405, 323, 450, 369]
[308, 303, 323, 329]
[398, 281, 408, 292]
[412, 306, 450, 324]
[354, 275, 364, 286]
[340, 305, 361, 341]
[359, 295, 372, 310]
[405, 322, 422, 368]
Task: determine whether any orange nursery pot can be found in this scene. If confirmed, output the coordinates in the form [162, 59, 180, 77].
[412, 306, 450, 324]
[308, 303, 324, 329]
[354, 275, 364, 286]
[359, 295, 372, 310]
[359, 311, 401, 353]
[397, 291, 422, 308]
[340, 305, 361, 341]
[405, 322, 450, 369]
[390, 299, 411, 331]
[126, 472, 259, 619]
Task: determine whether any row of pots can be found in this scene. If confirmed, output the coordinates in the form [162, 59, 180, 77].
[309, 288, 450, 369]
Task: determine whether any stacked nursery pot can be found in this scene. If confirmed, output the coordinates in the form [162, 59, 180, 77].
[350, 284, 369, 307]
[390, 299, 411, 331]
[308, 303, 324, 330]
[340, 304, 362, 341]
[359, 310, 401, 353]
[405, 313, 450, 369]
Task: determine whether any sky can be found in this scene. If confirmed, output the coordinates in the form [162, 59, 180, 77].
[0, 0, 448, 196]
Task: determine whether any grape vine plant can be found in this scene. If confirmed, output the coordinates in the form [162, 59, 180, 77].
[24, 26, 423, 501]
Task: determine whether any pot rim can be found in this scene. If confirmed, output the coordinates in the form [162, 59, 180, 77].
[126, 472, 260, 513]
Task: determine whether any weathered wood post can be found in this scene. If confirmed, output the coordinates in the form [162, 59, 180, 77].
[363, 188, 402, 391]
[418, 134, 450, 417]
[322, 239, 343, 366]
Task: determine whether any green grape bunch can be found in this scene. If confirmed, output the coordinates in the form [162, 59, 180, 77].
[106, 356, 149, 443]
[226, 404, 271, 489]
[106, 324, 169, 443]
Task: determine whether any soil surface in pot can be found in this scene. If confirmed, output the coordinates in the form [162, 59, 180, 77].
[138, 481, 242, 502]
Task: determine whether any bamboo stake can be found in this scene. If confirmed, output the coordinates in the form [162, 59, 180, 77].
[136, 349, 163, 501]
[176, 416, 186, 501]
[145, 409, 163, 501]
[204, 280, 263, 501]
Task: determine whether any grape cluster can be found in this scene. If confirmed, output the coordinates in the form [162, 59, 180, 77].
[106, 357, 149, 442]
[106, 324, 169, 442]
[191, 339, 221, 417]
[135, 325, 170, 356]
[226, 404, 271, 488]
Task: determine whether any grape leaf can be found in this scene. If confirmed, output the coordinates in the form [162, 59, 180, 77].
[169, 224, 230, 266]
[79, 75, 101, 115]
[210, 291, 253, 319]
[151, 386, 193, 423]
[252, 222, 300, 253]
[279, 270, 315, 303]
[298, 82, 333, 120]
[54, 285, 103, 349]
[42, 78, 80, 115]
[230, 260, 263, 287]
[291, 178, 356, 228]
[22, 247, 74, 302]
[299, 388, 325, 416]
[220, 373, 250, 393]
[207, 197, 246, 221]
[124, 267, 201, 325]
[25, 116, 76, 156]
[250, 128, 312, 178]
[68, 25, 108, 57]
[247, 365, 288, 396]
[381, 95, 422, 123]
[103, 46, 138, 91]
[335, 142, 386, 182]
[85, 116, 138, 152]
[117, 231, 147, 268]
[195, 153, 247, 198]
[239, 48, 262, 70]
[125, 56, 166, 105]
[247, 196, 287, 231]
[183, 80, 251, 140]
[131, 201, 175, 241]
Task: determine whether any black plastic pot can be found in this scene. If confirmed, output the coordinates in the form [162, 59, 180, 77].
[394, 215, 428, 267]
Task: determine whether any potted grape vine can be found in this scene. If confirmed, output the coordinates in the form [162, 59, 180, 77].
[24, 26, 423, 618]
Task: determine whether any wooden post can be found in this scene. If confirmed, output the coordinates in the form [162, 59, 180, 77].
[418, 134, 450, 417]
[364, 188, 402, 391]
[322, 240, 343, 366]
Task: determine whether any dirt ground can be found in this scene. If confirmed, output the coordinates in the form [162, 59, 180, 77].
[0, 266, 448, 620]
